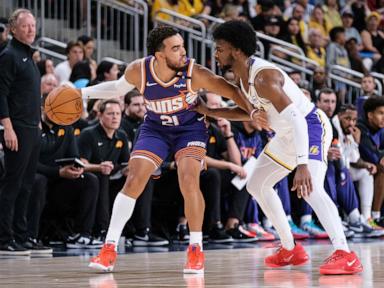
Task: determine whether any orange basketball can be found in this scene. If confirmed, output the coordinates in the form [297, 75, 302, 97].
[44, 86, 83, 126]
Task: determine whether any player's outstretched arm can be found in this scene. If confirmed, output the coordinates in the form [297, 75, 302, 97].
[191, 64, 254, 114]
[80, 59, 142, 100]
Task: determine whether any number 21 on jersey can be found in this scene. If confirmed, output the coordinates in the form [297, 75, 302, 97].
[160, 115, 180, 126]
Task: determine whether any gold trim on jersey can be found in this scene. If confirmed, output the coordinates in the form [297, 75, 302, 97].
[149, 57, 181, 87]
[264, 148, 294, 171]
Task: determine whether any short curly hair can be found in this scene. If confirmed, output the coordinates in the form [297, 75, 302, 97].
[213, 20, 257, 57]
[147, 26, 180, 56]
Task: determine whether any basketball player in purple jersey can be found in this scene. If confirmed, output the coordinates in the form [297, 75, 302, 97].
[75, 26, 268, 273]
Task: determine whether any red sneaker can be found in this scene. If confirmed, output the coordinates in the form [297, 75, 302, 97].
[265, 243, 309, 268]
[183, 244, 205, 274]
[89, 243, 117, 272]
[319, 250, 363, 275]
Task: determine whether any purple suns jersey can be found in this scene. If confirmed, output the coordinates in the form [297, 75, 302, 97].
[138, 56, 204, 130]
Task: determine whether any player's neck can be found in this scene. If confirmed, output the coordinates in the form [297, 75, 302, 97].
[232, 58, 249, 83]
[153, 59, 177, 83]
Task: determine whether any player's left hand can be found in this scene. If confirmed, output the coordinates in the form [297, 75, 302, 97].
[193, 94, 209, 115]
[291, 164, 313, 198]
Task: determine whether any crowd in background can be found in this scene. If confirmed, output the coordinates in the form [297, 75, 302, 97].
[1, 0, 384, 253]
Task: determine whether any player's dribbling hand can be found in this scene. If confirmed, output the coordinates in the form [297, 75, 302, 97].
[251, 109, 271, 131]
[291, 164, 313, 198]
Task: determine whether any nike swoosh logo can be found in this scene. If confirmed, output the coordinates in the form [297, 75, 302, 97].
[350, 226, 364, 233]
[146, 81, 157, 87]
[135, 235, 149, 241]
[22, 58, 28, 62]
[283, 255, 294, 262]
[197, 116, 205, 121]
[347, 259, 356, 266]
[98, 142, 103, 146]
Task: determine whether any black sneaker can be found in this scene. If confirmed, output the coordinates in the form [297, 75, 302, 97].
[66, 234, 103, 249]
[209, 223, 233, 243]
[173, 224, 189, 245]
[133, 229, 169, 246]
[21, 238, 53, 254]
[0, 239, 31, 256]
[226, 224, 258, 243]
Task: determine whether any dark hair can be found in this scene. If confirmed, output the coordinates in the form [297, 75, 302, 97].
[95, 60, 114, 82]
[329, 26, 345, 42]
[36, 59, 49, 76]
[147, 26, 179, 56]
[363, 96, 384, 120]
[77, 35, 94, 45]
[317, 87, 336, 101]
[69, 61, 91, 83]
[339, 104, 356, 113]
[213, 20, 257, 57]
[99, 99, 121, 114]
[124, 89, 142, 105]
[65, 40, 84, 55]
[362, 74, 375, 81]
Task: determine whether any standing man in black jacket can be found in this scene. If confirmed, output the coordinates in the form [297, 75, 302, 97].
[0, 9, 42, 255]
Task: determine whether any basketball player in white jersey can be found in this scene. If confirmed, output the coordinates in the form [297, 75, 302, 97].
[195, 20, 362, 275]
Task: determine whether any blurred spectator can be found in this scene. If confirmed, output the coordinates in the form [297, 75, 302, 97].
[284, 0, 314, 23]
[69, 60, 94, 88]
[120, 89, 146, 151]
[291, 3, 309, 43]
[311, 66, 328, 101]
[32, 50, 41, 63]
[40, 74, 58, 96]
[345, 38, 368, 74]
[350, 0, 371, 32]
[327, 26, 351, 104]
[308, 5, 331, 42]
[36, 59, 55, 76]
[287, 70, 309, 89]
[90, 60, 119, 86]
[341, 9, 362, 47]
[0, 9, 43, 255]
[54, 41, 84, 84]
[279, 17, 307, 54]
[356, 74, 377, 117]
[250, 0, 277, 31]
[0, 17, 9, 53]
[151, 0, 204, 21]
[322, 0, 342, 30]
[306, 28, 326, 67]
[259, 16, 282, 58]
[358, 97, 384, 227]
[77, 35, 97, 71]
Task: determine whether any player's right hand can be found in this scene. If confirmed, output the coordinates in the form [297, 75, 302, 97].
[291, 164, 313, 198]
[3, 126, 18, 152]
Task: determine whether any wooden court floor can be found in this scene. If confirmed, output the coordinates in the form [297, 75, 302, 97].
[0, 241, 382, 287]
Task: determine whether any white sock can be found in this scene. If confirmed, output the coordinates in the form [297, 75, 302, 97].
[305, 160, 349, 252]
[348, 208, 361, 224]
[105, 193, 136, 249]
[372, 211, 381, 220]
[263, 218, 272, 228]
[189, 232, 203, 250]
[300, 214, 312, 226]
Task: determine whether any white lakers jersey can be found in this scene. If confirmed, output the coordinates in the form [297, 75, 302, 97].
[240, 56, 314, 135]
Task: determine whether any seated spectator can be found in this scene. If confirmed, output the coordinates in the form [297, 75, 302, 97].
[36, 59, 55, 76]
[0, 17, 9, 53]
[322, 0, 342, 30]
[77, 35, 97, 71]
[279, 17, 307, 54]
[356, 74, 377, 117]
[327, 26, 351, 104]
[310, 66, 328, 101]
[350, 0, 370, 33]
[358, 97, 384, 228]
[40, 74, 58, 96]
[287, 70, 309, 89]
[69, 60, 95, 88]
[283, 0, 314, 24]
[345, 37, 368, 74]
[250, 0, 277, 32]
[32, 96, 101, 248]
[308, 5, 331, 43]
[306, 28, 326, 67]
[89, 60, 119, 86]
[259, 16, 283, 59]
[341, 9, 362, 48]
[54, 41, 84, 84]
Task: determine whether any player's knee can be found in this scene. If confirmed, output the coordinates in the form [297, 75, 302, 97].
[179, 174, 199, 194]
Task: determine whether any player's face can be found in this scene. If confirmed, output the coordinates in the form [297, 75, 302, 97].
[339, 109, 357, 135]
[12, 12, 36, 45]
[368, 107, 384, 129]
[317, 92, 337, 118]
[162, 34, 187, 71]
[125, 95, 146, 120]
[214, 39, 235, 71]
[100, 103, 122, 130]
